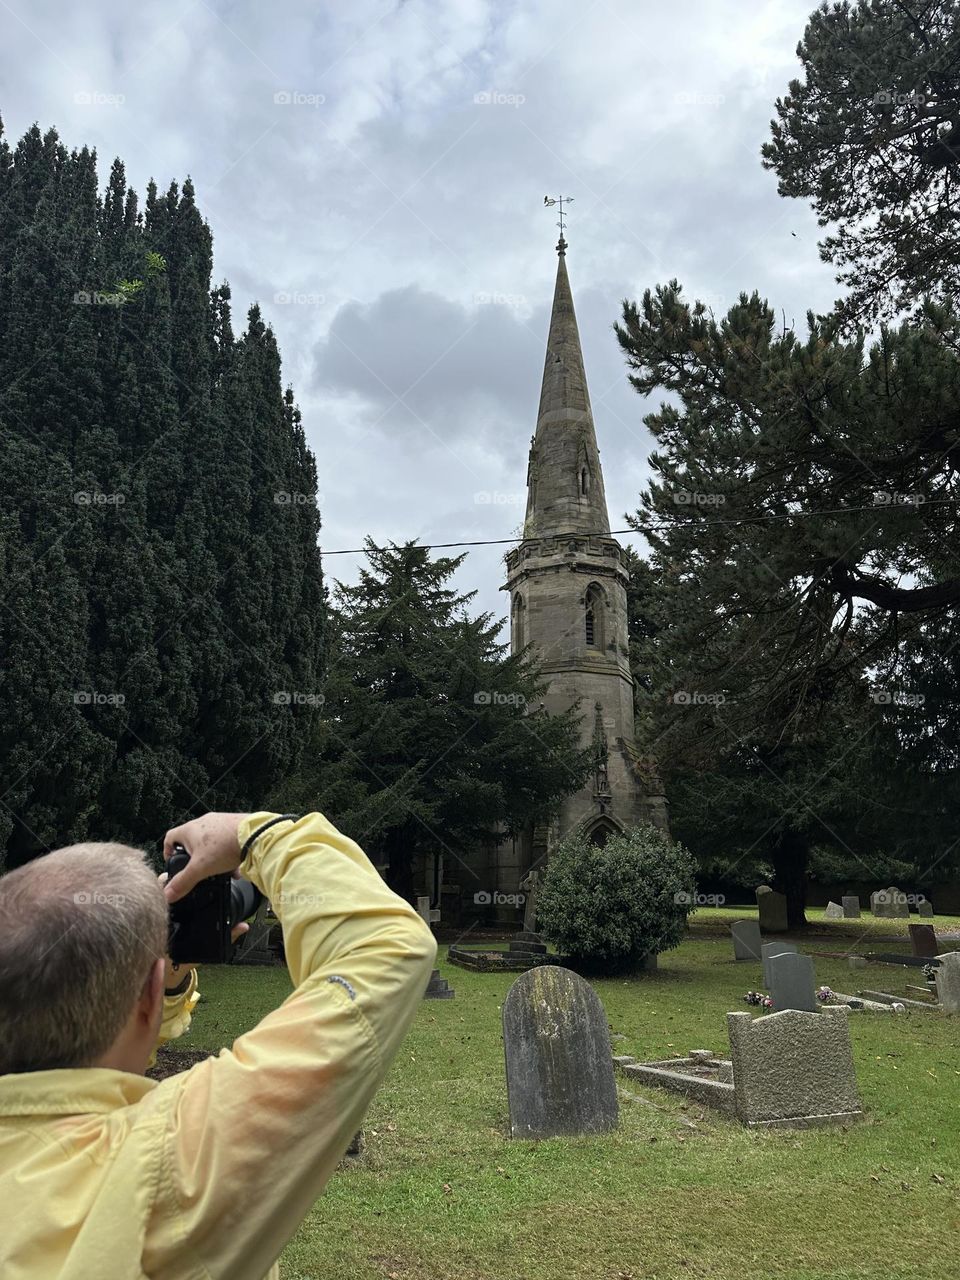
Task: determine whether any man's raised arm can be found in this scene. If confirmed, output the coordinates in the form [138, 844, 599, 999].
[142, 811, 437, 1280]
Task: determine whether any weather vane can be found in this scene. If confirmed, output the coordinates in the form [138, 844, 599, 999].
[543, 194, 574, 240]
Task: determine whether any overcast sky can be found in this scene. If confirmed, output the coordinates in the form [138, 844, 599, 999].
[2, 0, 840, 626]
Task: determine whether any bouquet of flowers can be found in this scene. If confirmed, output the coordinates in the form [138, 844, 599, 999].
[744, 990, 773, 1008]
[816, 985, 834, 1002]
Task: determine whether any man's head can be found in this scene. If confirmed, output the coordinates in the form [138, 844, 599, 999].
[0, 843, 168, 1075]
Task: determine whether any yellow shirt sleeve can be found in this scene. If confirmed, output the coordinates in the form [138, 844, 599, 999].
[140, 811, 437, 1280]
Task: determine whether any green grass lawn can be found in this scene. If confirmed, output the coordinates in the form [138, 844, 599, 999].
[183, 935, 960, 1280]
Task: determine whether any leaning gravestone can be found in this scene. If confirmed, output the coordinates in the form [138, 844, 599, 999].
[502, 965, 619, 1139]
[908, 923, 938, 959]
[935, 952, 960, 1014]
[731, 920, 763, 962]
[756, 884, 788, 933]
[761, 941, 797, 988]
[727, 1006, 862, 1127]
[768, 951, 817, 1012]
[824, 901, 844, 920]
[842, 896, 861, 919]
[918, 900, 934, 918]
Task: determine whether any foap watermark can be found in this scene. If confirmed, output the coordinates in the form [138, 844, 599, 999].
[274, 491, 313, 505]
[474, 291, 527, 308]
[474, 691, 526, 707]
[273, 90, 325, 107]
[74, 90, 125, 108]
[872, 89, 926, 106]
[473, 89, 525, 107]
[473, 889, 526, 906]
[273, 691, 325, 707]
[274, 891, 325, 907]
[474, 491, 524, 506]
[674, 90, 726, 107]
[674, 890, 725, 906]
[73, 890, 127, 906]
[274, 291, 325, 306]
[73, 691, 125, 706]
[872, 490, 925, 507]
[874, 888, 927, 908]
[869, 689, 925, 707]
[74, 490, 125, 506]
[672, 690, 726, 706]
[73, 290, 126, 306]
[673, 490, 725, 506]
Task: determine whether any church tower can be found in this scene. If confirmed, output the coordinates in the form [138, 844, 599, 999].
[503, 233, 668, 854]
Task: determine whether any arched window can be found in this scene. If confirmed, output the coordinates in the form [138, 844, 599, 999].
[512, 592, 526, 651]
[587, 819, 618, 849]
[584, 583, 604, 650]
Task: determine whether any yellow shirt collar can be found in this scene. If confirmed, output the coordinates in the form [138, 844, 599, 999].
[0, 1067, 157, 1116]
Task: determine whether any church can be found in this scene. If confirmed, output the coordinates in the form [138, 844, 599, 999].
[439, 231, 668, 925]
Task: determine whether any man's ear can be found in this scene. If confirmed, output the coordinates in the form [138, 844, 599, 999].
[141, 956, 166, 1023]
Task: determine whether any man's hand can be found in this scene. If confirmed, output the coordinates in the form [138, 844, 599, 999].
[162, 812, 250, 904]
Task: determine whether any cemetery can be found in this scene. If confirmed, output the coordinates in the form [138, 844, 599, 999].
[164, 899, 960, 1279]
[4, 2, 960, 1278]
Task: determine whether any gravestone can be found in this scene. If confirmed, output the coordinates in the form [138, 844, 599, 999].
[768, 951, 817, 1012]
[727, 1006, 862, 1127]
[761, 941, 797, 988]
[756, 884, 788, 933]
[908, 923, 938, 959]
[918, 900, 934, 918]
[842, 896, 861, 919]
[519, 868, 541, 934]
[848, 956, 868, 970]
[502, 965, 619, 1139]
[824, 901, 844, 920]
[871, 887, 909, 918]
[935, 952, 960, 1013]
[416, 896, 440, 929]
[731, 920, 762, 963]
[423, 968, 455, 1000]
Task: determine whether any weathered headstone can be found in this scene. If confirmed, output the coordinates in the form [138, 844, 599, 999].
[871, 886, 909, 918]
[731, 919, 762, 962]
[519, 868, 541, 934]
[908, 923, 938, 959]
[824, 901, 844, 920]
[768, 951, 817, 1013]
[918, 900, 934, 918]
[756, 884, 788, 933]
[848, 955, 868, 970]
[727, 1006, 862, 1127]
[761, 941, 797, 988]
[842, 895, 861, 919]
[935, 952, 960, 1013]
[502, 965, 619, 1139]
[416, 895, 440, 929]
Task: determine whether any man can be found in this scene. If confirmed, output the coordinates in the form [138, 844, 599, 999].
[0, 810, 437, 1279]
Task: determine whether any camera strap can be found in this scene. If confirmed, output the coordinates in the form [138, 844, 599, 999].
[240, 813, 303, 864]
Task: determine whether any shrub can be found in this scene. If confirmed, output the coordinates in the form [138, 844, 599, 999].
[537, 823, 697, 972]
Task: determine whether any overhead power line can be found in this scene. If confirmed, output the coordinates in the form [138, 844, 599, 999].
[320, 499, 960, 556]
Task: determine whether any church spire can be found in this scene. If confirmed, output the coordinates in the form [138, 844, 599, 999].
[523, 241, 611, 538]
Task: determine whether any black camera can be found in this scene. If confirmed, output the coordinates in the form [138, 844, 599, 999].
[166, 844, 264, 964]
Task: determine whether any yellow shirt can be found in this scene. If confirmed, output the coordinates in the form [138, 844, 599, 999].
[0, 811, 437, 1280]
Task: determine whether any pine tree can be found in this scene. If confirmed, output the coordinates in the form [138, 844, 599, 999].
[288, 540, 591, 898]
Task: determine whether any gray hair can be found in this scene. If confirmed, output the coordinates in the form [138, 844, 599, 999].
[0, 843, 168, 1073]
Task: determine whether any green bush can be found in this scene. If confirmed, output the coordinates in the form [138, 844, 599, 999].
[537, 823, 697, 972]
